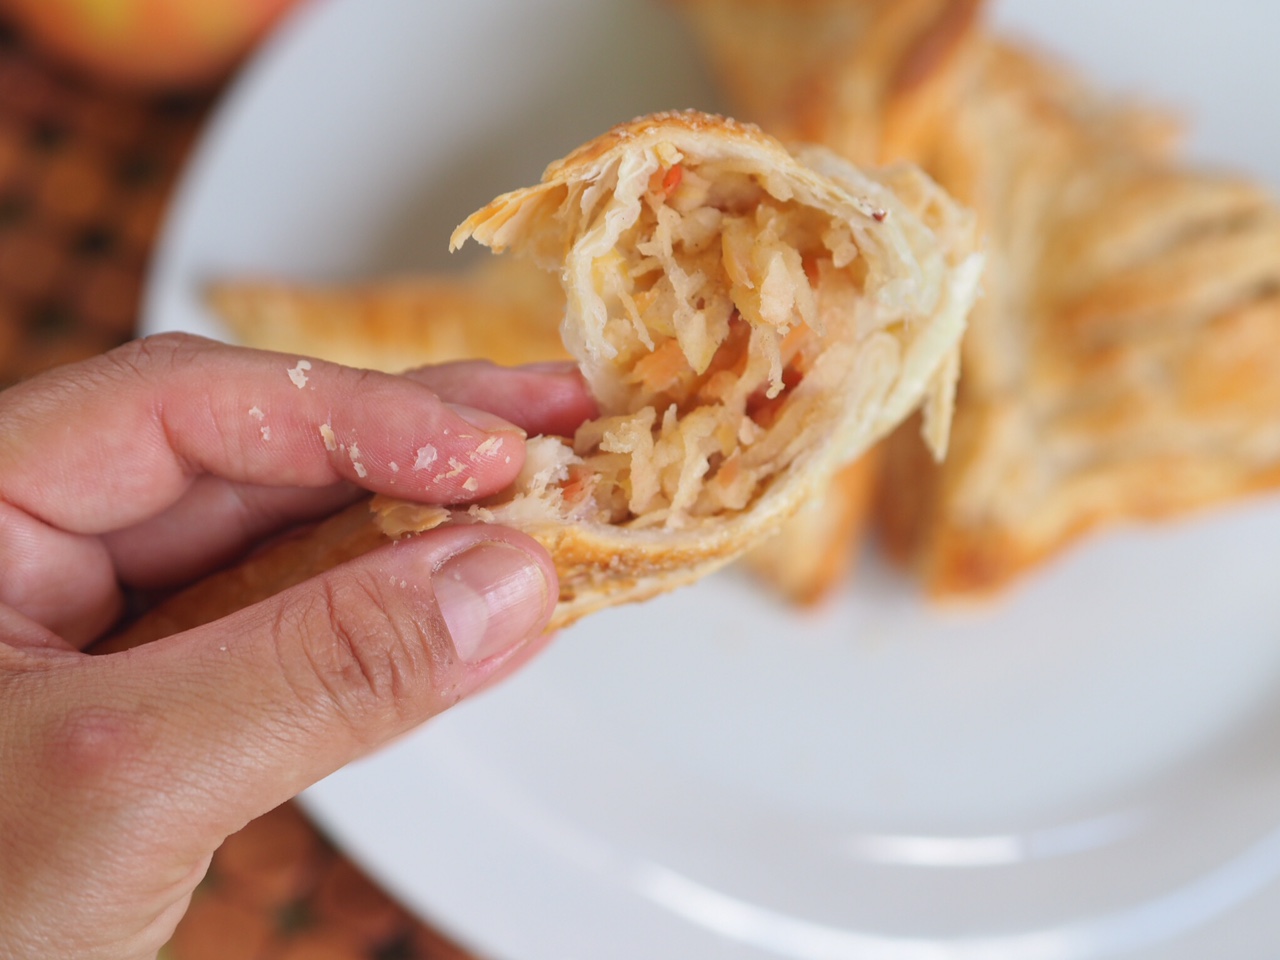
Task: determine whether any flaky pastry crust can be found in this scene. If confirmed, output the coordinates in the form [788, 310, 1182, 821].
[107, 111, 981, 647]
[209, 257, 568, 373]
[681, 0, 1280, 596]
[881, 39, 1280, 595]
[375, 110, 982, 626]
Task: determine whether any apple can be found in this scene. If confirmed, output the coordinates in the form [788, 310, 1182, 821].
[0, 0, 305, 91]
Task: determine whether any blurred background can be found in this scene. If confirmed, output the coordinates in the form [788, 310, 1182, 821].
[14, 1, 1280, 958]
[0, 2, 482, 957]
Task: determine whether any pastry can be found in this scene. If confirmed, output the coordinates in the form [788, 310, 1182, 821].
[376, 110, 982, 625]
[670, 0, 986, 166]
[880, 39, 1280, 594]
[739, 446, 883, 605]
[209, 256, 568, 373]
[681, 0, 1280, 597]
[671, 0, 986, 602]
[110, 110, 982, 645]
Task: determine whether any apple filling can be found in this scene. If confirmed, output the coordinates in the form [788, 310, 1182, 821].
[465, 152, 887, 533]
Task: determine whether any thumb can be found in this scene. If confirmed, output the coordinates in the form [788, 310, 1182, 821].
[92, 523, 556, 848]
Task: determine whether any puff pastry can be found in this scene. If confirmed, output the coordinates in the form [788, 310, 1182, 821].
[879, 39, 1280, 595]
[376, 110, 981, 625]
[672, 0, 985, 601]
[111, 110, 981, 646]
[683, 0, 1280, 597]
[740, 447, 883, 605]
[209, 257, 568, 373]
[670, 0, 986, 166]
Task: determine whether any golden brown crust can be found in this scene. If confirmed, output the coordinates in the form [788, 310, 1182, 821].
[877, 36, 1280, 597]
[543, 110, 779, 176]
[426, 110, 981, 623]
[95, 502, 388, 654]
[104, 111, 980, 643]
[209, 257, 567, 373]
[673, 0, 988, 164]
[742, 447, 882, 605]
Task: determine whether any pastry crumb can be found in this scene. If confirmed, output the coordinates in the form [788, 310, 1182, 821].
[348, 443, 368, 478]
[413, 444, 439, 470]
[288, 359, 312, 388]
[249, 407, 270, 441]
[319, 422, 338, 451]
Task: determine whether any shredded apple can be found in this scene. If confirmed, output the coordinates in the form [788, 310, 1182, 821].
[491, 157, 858, 530]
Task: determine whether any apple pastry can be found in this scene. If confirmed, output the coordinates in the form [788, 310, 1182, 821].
[209, 256, 569, 374]
[680, 0, 1280, 598]
[110, 110, 981, 646]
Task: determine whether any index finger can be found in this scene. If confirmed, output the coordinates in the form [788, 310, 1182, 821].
[0, 333, 529, 536]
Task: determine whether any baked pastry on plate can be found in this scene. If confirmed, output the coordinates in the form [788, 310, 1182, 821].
[879, 39, 1280, 595]
[740, 447, 884, 605]
[377, 110, 980, 625]
[110, 110, 981, 647]
[209, 256, 568, 373]
[681, 0, 1280, 599]
[669, 0, 985, 166]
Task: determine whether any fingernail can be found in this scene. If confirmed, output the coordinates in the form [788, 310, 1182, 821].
[447, 403, 525, 437]
[434, 542, 551, 663]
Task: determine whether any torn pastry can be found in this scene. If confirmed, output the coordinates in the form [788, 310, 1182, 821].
[104, 110, 980, 652]
[668, 0, 989, 605]
[374, 110, 982, 627]
[739, 446, 884, 606]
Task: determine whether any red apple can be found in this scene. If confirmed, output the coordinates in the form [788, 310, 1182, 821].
[0, 0, 305, 91]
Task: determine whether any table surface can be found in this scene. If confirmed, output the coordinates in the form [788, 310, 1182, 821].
[0, 21, 481, 960]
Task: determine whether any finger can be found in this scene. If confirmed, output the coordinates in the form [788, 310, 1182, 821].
[101, 359, 596, 591]
[0, 502, 119, 647]
[55, 523, 557, 856]
[101, 479, 360, 591]
[0, 333, 530, 537]
[0, 600, 70, 652]
[2, 480, 352, 645]
[405, 359, 598, 438]
[0, 334, 530, 639]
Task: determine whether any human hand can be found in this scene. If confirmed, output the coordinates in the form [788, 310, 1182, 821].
[0, 333, 595, 959]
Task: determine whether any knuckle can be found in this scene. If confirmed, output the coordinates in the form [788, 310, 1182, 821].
[344, 365, 383, 390]
[34, 697, 158, 798]
[3, 662, 164, 832]
[101, 331, 202, 382]
[277, 571, 447, 740]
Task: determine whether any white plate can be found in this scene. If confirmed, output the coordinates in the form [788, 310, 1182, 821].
[143, 2, 1280, 957]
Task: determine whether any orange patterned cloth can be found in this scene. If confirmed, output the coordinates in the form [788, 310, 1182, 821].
[0, 19, 477, 960]
[164, 805, 472, 960]
[0, 25, 200, 385]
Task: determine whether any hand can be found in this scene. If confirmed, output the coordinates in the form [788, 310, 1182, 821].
[0, 333, 595, 959]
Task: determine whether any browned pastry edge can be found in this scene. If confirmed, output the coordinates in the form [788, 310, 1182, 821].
[94, 501, 388, 654]
[742, 446, 883, 605]
[878, 417, 1280, 597]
